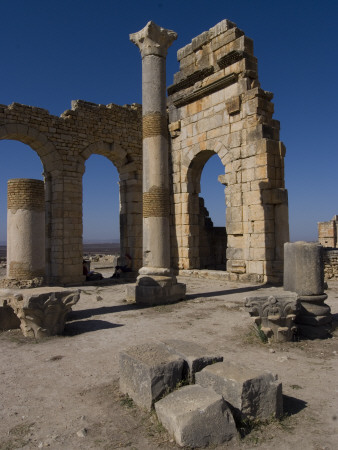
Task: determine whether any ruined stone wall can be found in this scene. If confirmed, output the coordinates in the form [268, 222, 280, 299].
[0, 18, 290, 285]
[323, 249, 338, 280]
[318, 216, 338, 248]
[0, 100, 142, 284]
[167, 19, 289, 283]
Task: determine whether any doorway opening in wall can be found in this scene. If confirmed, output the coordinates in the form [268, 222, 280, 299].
[0, 140, 44, 281]
[82, 154, 120, 277]
[198, 152, 227, 270]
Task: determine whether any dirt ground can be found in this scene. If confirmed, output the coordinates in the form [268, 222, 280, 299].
[0, 270, 337, 450]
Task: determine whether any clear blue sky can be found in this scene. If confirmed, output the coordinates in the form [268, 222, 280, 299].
[0, 0, 337, 243]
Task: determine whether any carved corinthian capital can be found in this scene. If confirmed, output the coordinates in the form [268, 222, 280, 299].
[130, 21, 177, 58]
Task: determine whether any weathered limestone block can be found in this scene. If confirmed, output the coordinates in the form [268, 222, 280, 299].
[245, 294, 299, 342]
[155, 385, 236, 447]
[195, 362, 283, 421]
[160, 339, 223, 382]
[119, 343, 185, 410]
[7, 290, 80, 339]
[284, 241, 324, 295]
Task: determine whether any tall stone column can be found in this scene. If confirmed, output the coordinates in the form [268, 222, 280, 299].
[127, 21, 186, 304]
[7, 179, 45, 280]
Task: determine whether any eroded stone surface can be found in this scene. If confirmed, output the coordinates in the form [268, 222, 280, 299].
[119, 343, 185, 410]
[161, 339, 223, 382]
[155, 385, 236, 447]
[284, 241, 333, 338]
[7, 290, 80, 338]
[245, 294, 299, 342]
[195, 361, 283, 420]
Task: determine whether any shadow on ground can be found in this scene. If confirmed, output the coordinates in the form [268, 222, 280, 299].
[67, 303, 143, 321]
[64, 320, 124, 336]
[283, 394, 307, 415]
[185, 283, 274, 300]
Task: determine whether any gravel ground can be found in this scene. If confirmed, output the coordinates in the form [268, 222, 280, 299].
[0, 274, 337, 450]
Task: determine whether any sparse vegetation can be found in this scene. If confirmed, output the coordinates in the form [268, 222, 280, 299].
[119, 394, 135, 408]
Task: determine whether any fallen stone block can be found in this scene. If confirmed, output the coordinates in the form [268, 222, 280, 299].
[155, 384, 236, 447]
[7, 290, 80, 339]
[195, 361, 283, 421]
[161, 339, 223, 382]
[119, 343, 185, 410]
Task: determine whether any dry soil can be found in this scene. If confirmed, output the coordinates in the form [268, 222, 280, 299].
[0, 272, 337, 450]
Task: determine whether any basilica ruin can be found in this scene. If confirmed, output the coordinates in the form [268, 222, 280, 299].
[1, 19, 289, 287]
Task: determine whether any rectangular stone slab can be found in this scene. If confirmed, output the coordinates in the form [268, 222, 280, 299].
[119, 342, 185, 410]
[195, 361, 283, 420]
[155, 384, 236, 447]
[161, 339, 223, 382]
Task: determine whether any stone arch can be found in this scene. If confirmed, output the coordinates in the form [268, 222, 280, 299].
[79, 141, 129, 170]
[0, 124, 65, 282]
[80, 141, 143, 271]
[178, 143, 227, 270]
[0, 124, 62, 173]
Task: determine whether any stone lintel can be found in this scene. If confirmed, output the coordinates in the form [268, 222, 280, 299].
[172, 73, 238, 108]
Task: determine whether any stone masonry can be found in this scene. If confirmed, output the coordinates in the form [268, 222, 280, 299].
[318, 215, 338, 248]
[7, 179, 45, 280]
[0, 19, 289, 285]
[167, 19, 289, 283]
[0, 101, 142, 284]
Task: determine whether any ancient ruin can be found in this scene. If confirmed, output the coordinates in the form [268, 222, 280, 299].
[245, 293, 299, 342]
[284, 241, 332, 338]
[119, 340, 282, 447]
[318, 215, 338, 248]
[7, 179, 45, 282]
[6, 290, 80, 339]
[318, 215, 338, 280]
[127, 21, 186, 304]
[0, 18, 289, 287]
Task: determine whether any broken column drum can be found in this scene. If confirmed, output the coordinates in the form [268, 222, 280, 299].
[284, 241, 332, 338]
[7, 179, 45, 280]
[128, 21, 186, 304]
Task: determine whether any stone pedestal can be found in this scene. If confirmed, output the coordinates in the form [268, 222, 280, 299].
[284, 242, 332, 338]
[7, 179, 45, 281]
[129, 21, 186, 304]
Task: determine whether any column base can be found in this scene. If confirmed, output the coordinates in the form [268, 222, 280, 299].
[126, 274, 186, 305]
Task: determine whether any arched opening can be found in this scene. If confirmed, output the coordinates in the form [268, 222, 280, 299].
[82, 154, 120, 277]
[199, 153, 227, 269]
[0, 140, 44, 280]
[187, 150, 227, 270]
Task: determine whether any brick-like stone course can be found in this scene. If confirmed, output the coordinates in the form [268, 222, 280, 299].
[1, 18, 290, 286]
[167, 19, 289, 283]
[0, 101, 142, 284]
[7, 179, 45, 211]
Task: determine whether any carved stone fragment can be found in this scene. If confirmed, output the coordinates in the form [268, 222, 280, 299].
[245, 294, 299, 342]
[7, 290, 80, 339]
